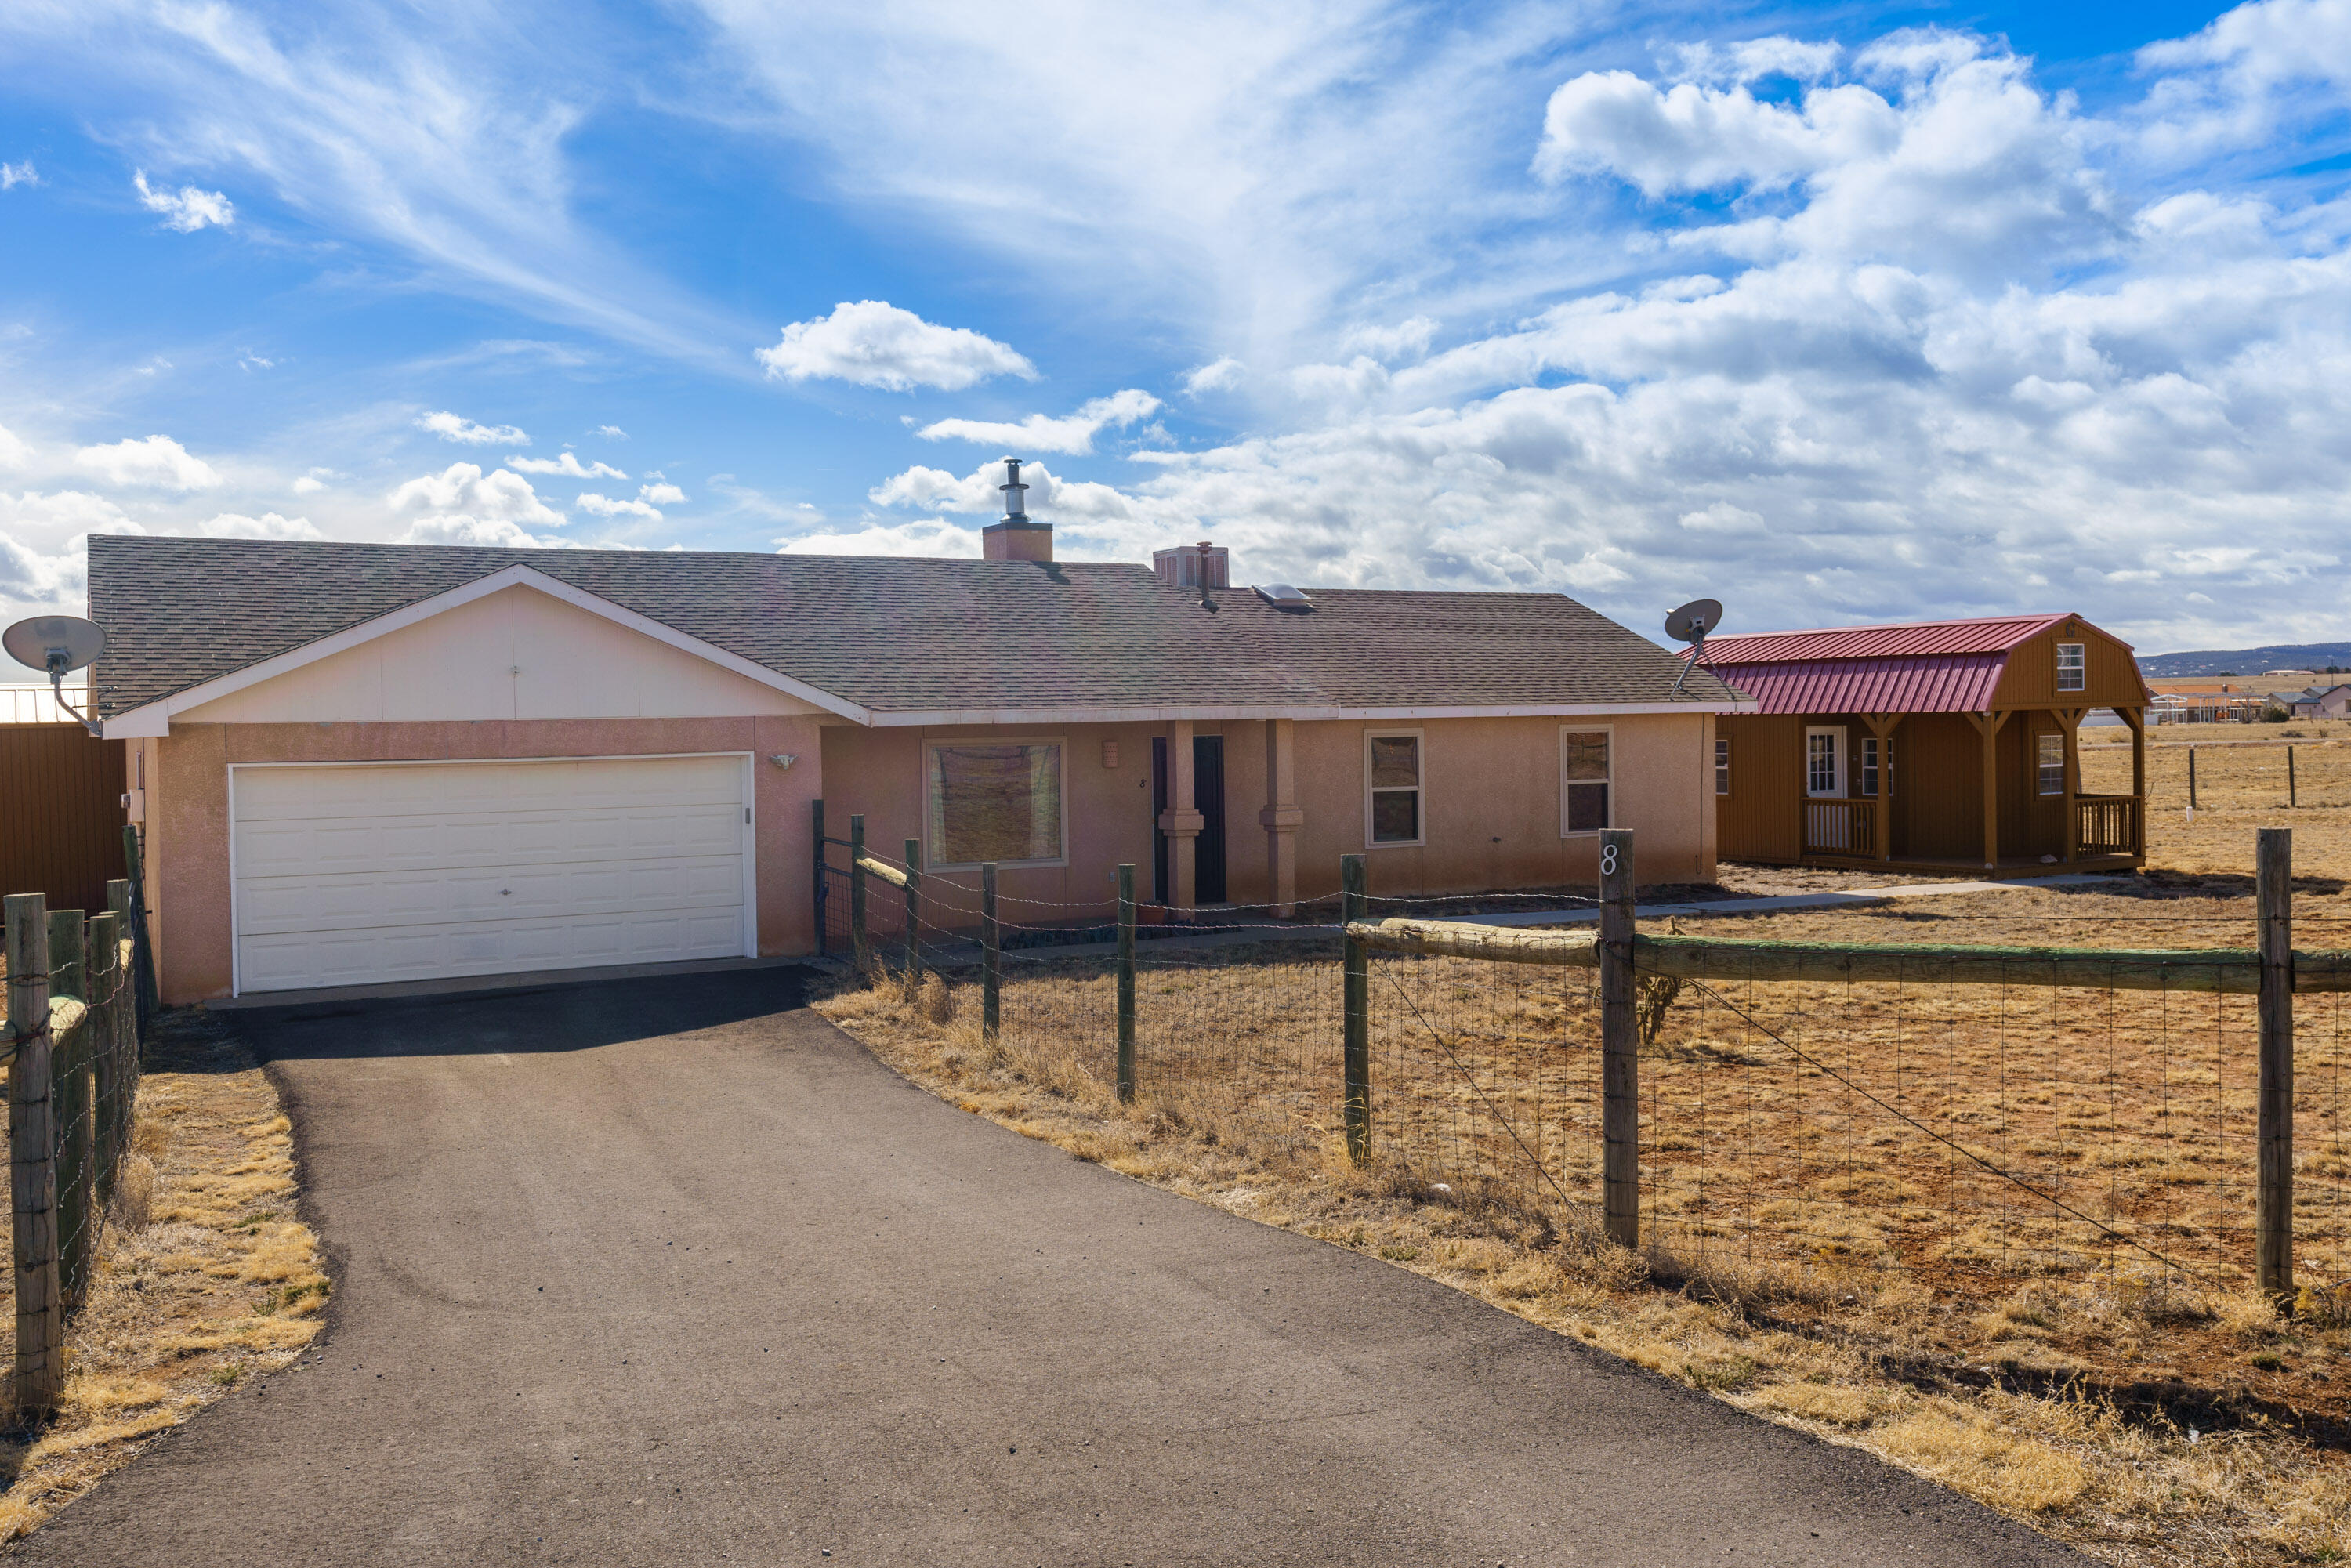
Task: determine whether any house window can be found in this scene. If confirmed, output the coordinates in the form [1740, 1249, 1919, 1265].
[1714, 737, 1730, 797]
[1367, 732, 1422, 846]
[1562, 729, 1611, 835]
[2037, 733, 2065, 795]
[926, 741, 1065, 867]
[1805, 727, 1844, 797]
[1860, 736, 1880, 798]
[2056, 642, 2085, 692]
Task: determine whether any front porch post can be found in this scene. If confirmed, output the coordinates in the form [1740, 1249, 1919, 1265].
[1159, 719, 1202, 916]
[1968, 710, 2011, 871]
[1259, 717, 1302, 917]
[2058, 708, 2085, 864]
[2122, 704, 2147, 857]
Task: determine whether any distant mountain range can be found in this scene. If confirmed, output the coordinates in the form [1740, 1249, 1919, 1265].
[2137, 643, 2351, 677]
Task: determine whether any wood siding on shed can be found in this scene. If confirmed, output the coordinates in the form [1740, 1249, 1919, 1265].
[0, 724, 126, 915]
[1991, 621, 2149, 712]
[1715, 714, 1806, 863]
[1892, 713, 1985, 861]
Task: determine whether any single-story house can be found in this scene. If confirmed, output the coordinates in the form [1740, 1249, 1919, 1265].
[86, 485, 1747, 1001]
[1698, 612, 2151, 874]
[2288, 684, 2351, 719]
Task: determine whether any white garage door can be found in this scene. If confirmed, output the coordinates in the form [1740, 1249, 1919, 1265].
[230, 755, 752, 994]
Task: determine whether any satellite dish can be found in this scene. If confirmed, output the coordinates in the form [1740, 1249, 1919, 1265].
[1664, 599, 1724, 647]
[1665, 599, 1725, 697]
[3, 615, 105, 736]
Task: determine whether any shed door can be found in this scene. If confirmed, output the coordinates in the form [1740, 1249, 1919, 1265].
[230, 755, 752, 994]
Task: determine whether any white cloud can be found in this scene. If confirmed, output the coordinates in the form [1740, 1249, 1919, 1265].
[418, 410, 530, 445]
[1533, 71, 1901, 195]
[132, 169, 234, 231]
[389, 462, 564, 533]
[755, 300, 1036, 392]
[1669, 37, 1843, 86]
[596, 424, 628, 438]
[639, 482, 686, 506]
[0, 162, 36, 190]
[237, 350, 274, 371]
[576, 492, 661, 520]
[74, 434, 222, 491]
[1183, 357, 1247, 396]
[1341, 318, 1438, 364]
[398, 515, 572, 548]
[777, 517, 982, 557]
[190, 512, 324, 540]
[915, 389, 1161, 454]
[0, 424, 31, 470]
[291, 476, 326, 495]
[507, 451, 626, 480]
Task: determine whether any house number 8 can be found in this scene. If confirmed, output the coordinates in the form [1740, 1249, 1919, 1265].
[1599, 843, 1618, 878]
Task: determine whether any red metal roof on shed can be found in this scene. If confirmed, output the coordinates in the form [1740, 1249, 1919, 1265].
[1695, 614, 2070, 664]
[1703, 654, 2009, 715]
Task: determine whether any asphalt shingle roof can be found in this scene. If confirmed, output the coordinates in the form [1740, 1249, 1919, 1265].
[84, 535, 1743, 719]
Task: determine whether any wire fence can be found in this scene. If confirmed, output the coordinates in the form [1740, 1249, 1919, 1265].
[828, 817, 2343, 1324]
[1, 843, 159, 1419]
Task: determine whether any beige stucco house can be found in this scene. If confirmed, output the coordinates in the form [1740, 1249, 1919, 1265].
[87, 504, 1747, 1003]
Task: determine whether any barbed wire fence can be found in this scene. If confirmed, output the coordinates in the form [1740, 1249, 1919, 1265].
[2, 835, 158, 1421]
[820, 806, 2338, 1321]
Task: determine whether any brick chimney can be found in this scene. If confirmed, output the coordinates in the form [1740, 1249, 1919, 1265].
[981, 458, 1052, 563]
[1152, 539, 1229, 588]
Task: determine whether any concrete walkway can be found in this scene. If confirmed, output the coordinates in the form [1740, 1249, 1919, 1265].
[19, 970, 2084, 1566]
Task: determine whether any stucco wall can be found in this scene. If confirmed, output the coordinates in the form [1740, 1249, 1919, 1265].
[819, 712, 1718, 930]
[149, 716, 824, 1003]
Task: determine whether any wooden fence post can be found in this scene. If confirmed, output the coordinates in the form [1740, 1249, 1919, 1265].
[849, 815, 868, 976]
[1116, 864, 1136, 1103]
[811, 798, 827, 958]
[7, 893, 63, 1416]
[1600, 828, 1639, 1251]
[47, 912, 93, 1313]
[103, 879, 137, 1181]
[89, 912, 121, 1207]
[121, 824, 158, 1025]
[902, 838, 922, 984]
[981, 863, 1001, 1046]
[2256, 827, 2294, 1301]
[1342, 853, 1369, 1165]
[2189, 748, 2198, 812]
[2288, 745, 2297, 809]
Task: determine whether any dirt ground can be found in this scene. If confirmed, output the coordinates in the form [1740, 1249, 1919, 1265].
[2081, 726, 2351, 883]
[0, 1009, 328, 1540]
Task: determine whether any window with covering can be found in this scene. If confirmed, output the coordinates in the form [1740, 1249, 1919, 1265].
[2037, 733, 2065, 795]
[2056, 642, 2085, 692]
[1715, 737, 1730, 796]
[926, 741, 1065, 866]
[1860, 735, 1881, 797]
[1367, 732, 1422, 845]
[1561, 729, 1610, 834]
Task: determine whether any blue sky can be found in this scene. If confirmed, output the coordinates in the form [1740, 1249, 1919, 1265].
[2, 0, 2349, 654]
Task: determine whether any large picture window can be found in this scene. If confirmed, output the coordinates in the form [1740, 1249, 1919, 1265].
[1561, 728, 1610, 835]
[926, 741, 1064, 867]
[1366, 732, 1422, 846]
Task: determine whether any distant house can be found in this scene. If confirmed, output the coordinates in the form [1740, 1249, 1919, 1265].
[2288, 685, 2351, 719]
[85, 480, 1748, 1002]
[1695, 614, 2150, 875]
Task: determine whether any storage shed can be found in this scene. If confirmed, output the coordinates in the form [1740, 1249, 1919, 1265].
[1696, 614, 2150, 875]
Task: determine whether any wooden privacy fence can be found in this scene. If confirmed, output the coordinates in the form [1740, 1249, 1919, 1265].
[2, 838, 158, 1418]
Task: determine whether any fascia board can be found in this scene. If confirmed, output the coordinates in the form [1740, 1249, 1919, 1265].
[866, 700, 1755, 727]
[101, 564, 871, 737]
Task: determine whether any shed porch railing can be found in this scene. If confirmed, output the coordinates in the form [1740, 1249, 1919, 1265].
[2076, 793, 2141, 859]
[1802, 798, 1877, 857]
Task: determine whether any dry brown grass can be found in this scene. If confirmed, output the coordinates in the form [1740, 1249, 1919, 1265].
[818, 893, 2351, 1566]
[2082, 726, 2351, 882]
[0, 1009, 327, 1541]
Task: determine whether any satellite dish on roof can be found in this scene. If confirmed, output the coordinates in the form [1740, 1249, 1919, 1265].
[3, 614, 106, 736]
[1664, 599, 1723, 647]
[1664, 598, 1725, 698]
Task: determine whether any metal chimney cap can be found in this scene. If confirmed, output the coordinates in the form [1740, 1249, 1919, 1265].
[999, 457, 1030, 519]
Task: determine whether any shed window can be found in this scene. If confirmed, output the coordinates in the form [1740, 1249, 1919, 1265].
[1562, 730, 1610, 834]
[1367, 733, 1422, 846]
[1860, 736, 1881, 797]
[1714, 737, 1730, 797]
[1806, 730, 1843, 796]
[2037, 733, 2065, 796]
[2056, 642, 2085, 692]
[926, 741, 1064, 866]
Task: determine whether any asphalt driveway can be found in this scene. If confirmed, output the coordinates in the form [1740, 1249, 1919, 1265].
[16, 969, 2084, 1566]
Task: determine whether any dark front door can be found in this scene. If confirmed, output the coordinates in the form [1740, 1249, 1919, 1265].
[1194, 735, 1226, 904]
